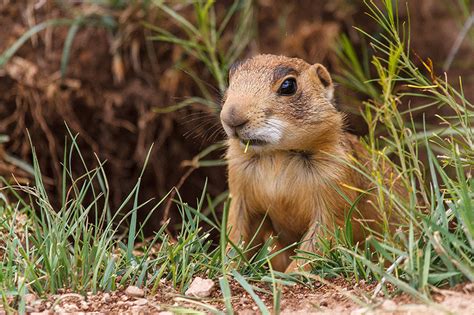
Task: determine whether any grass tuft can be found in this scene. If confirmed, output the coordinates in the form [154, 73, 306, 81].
[311, 0, 474, 299]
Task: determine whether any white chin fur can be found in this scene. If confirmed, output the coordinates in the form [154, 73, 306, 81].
[222, 118, 286, 145]
[251, 118, 285, 144]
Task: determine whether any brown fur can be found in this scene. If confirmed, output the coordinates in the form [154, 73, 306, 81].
[220, 54, 395, 272]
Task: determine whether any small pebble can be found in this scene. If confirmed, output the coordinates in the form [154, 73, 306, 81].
[134, 298, 148, 306]
[102, 293, 111, 303]
[25, 306, 36, 313]
[80, 301, 89, 310]
[125, 286, 145, 298]
[185, 277, 215, 298]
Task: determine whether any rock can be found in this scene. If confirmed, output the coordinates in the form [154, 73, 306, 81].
[102, 293, 111, 303]
[185, 277, 215, 298]
[319, 300, 328, 307]
[25, 306, 37, 313]
[134, 298, 148, 306]
[80, 300, 89, 310]
[125, 286, 145, 298]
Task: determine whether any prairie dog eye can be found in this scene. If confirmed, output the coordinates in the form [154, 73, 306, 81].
[278, 78, 297, 96]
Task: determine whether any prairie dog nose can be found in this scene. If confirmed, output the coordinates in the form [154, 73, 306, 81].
[220, 105, 249, 129]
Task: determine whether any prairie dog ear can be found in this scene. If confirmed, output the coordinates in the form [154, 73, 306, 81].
[311, 63, 334, 101]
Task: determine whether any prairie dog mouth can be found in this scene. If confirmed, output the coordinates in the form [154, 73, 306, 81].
[239, 138, 268, 146]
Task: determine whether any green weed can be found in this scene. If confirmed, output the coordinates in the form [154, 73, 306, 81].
[316, 0, 474, 299]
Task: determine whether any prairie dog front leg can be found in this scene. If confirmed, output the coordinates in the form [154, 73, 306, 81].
[226, 197, 269, 255]
[226, 197, 291, 271]
[285, 221, 323, 273]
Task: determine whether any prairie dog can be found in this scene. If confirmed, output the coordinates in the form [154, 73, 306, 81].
[220, 54, 394, 272]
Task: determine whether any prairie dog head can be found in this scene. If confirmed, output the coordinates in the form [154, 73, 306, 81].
[220, 54, 342, 152]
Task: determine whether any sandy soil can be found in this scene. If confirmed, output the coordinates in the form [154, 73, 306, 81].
[4, 279, 473, 314]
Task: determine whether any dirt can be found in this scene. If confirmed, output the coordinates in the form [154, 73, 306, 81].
[4, 279, 472, 314]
